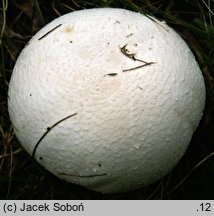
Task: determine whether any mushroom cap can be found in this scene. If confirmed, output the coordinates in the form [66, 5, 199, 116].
[8, 8, 206, 193]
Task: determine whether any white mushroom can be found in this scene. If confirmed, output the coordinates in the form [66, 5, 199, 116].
[8, 8, 206, 193]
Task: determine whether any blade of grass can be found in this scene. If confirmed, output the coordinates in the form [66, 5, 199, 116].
[128, 1, 214, 39]
[201, 0, 214, 15]
[32, 0, 46, 24]
[0, 0, 8, 47]
[52, 0, 61, 16]
[165, 152, 214, 196]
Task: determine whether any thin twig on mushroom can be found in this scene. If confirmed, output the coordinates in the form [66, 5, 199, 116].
[58, 172, 107, 178]
[38, 23, 62, 40]
[32, 113, 77, 158]
[120, 44, 155, 72]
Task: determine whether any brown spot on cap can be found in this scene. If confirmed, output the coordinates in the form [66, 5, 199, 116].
[64, 26, 73, 33]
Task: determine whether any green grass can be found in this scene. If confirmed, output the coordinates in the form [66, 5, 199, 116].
[0, 0, 214, 199]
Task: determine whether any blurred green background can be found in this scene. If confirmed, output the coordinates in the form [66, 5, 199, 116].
[0, 0, 214, 199]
